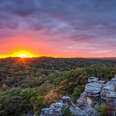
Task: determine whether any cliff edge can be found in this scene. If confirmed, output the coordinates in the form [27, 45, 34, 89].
[40, 76, 116, 116]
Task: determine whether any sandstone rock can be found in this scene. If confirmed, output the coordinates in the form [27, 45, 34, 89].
[88, 77, 99, 83]
[40, 108, 62, 116]
[85, 82, 102, 97]
[40, 96, 70, 116]
[70, 105, 86, 116]
[76, 96, 98, 116]
[101, 76, 116, 115]
[84, 78, 104, 107]
[40, 75, 116, 116]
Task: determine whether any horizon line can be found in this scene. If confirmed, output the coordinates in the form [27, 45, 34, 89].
[0, 56, 116, 59]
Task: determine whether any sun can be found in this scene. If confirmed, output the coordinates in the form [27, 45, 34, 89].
[17, 54, 32, 58]
[11, 50, 37, 58]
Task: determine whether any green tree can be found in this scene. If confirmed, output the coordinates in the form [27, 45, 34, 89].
[30, 96, 47, 116]
[72, 86, 84, 103]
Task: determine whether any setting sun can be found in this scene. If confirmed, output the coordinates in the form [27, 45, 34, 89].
[17, 54, 32, 58]
[11, 50, 37, 58]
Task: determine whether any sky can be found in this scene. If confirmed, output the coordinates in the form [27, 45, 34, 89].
[0, 0, 116, 58]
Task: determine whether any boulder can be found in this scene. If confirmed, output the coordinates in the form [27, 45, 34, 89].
[85, 82, 103, 97]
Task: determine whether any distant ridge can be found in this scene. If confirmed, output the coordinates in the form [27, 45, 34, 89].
[0, 56, 116, 60]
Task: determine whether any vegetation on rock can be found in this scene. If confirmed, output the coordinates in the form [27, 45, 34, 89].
[96, 104, 108, 116]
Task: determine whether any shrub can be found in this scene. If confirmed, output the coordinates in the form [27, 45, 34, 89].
[45, 90, 61, 105]
[96, 104, 108, 116]
[63, 108, 75, 116]
[72, 86, 84, 103]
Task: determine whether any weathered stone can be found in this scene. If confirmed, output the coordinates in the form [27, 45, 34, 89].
[40, 96, 71, 116]
[76, 97, 98, 116]
[85, 82, 103, 97]
[88, 77, 99, 83]
[101, 77, 116, 115]
[97, 80, 104, 84]
[70, 105, 86, 116]
[50, 102, 64, 109]
[40, 75, 116, 116]
[62, 96, 71, 105]
[40, 108, 62, 116]
[80, 92, 87, 97]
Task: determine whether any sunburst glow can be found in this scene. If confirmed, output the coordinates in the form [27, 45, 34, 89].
[11, 50, 37, 58]
[17, 54, 32, 58]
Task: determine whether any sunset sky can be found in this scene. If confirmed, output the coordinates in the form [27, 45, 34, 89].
[0, 0, 116, 58]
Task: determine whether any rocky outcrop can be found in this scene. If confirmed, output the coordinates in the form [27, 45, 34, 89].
[40, 96, 70, 116]
[101, 76, 116, 115]
[40, 75, 116, 116]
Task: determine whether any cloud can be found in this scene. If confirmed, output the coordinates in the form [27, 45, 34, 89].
[0, 0, 116, 57]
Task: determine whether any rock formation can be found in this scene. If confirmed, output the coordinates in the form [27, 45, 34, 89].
[101, 76, 116, 116]
[40, 75, 116, 116]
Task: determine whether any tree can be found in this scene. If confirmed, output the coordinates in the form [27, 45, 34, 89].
[72, 86, 84, 103]
[30, 96, 46, 116]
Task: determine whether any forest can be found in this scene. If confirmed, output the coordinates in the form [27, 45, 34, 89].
[0, 57, 116, 116]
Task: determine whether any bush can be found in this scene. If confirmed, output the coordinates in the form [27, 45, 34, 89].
[30, 96, 47, 116]
[63, 108, 75, 116]
[72, 86, 84, 103]
[96, 104, 108, 116]
[45, 90, 61, 105]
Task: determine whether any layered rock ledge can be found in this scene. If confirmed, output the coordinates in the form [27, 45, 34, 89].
[40, 75, 116, 116]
